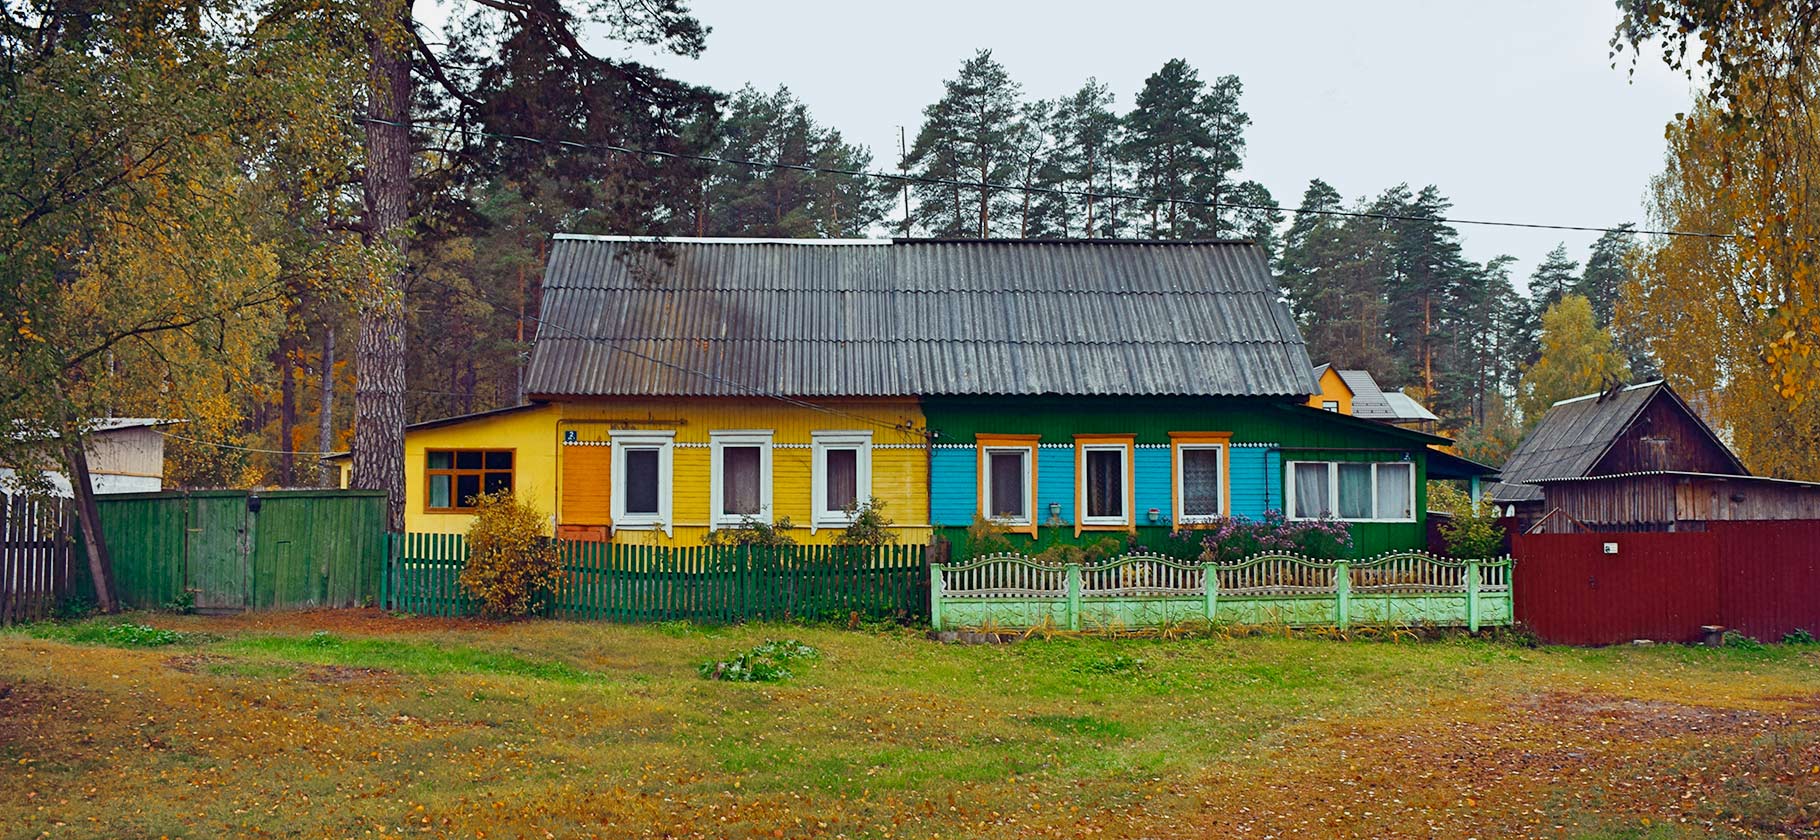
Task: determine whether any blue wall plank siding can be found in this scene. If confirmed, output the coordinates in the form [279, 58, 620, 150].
[931, 447, 978, 525]
[1229, 447, 1283, 519]
[1036, 448, 1075, 525]
[1134, 447, 1172, 525]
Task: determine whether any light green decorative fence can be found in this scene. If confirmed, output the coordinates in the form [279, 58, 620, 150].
[930, 551, 1513, 632]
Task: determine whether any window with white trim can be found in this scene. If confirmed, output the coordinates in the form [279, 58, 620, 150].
[710, 430, 773, 527]
[1077, 443, 1130, 527]
[611, 430, 674, 534]
[1286, 460, 1416, 522]
[983, 447, 1033, 525]
[812, 431, 872, 529]
[1175, 444, 1224, 522]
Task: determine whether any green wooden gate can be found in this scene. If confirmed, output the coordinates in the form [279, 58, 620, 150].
[86, 490, 387, 611]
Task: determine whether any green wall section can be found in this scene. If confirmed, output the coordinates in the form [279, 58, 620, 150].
[922, 396, 1435, 558]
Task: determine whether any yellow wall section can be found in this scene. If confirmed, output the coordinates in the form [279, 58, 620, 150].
[1306, 367, 1354, 415]
[558, 397, 928, 545]
[404, 404, 562, 534]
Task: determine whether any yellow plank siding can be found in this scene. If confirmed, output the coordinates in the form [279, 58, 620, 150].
[554, 397, 929, 545]
[403, 403, 562, 534]
[559, 443, 611, 525]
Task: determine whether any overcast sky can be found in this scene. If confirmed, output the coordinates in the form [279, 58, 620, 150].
[517, 0, 1698, 283]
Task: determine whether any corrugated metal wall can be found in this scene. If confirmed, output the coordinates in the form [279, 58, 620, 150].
[1513, 521, 1820, 644]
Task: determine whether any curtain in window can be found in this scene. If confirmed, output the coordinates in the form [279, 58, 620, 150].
[624, 449, 660, 514]
[722, 446, 761, 515]
[1337, 463, 1373, 519]
[1181, 448, 1221, 517]
[1375, 463, 1413, 519]
[988, 450, 1026, 518]
[1293, 463, 1330, 518]
[825, 449, 858, 512]
[429, 475, 451, 508]
[1085, 449, 1124, 518]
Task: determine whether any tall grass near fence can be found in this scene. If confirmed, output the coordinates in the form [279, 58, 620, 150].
[393, 534, 929, 623]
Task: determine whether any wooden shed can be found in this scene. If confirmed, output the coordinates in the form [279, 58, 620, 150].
[1527, 471, 1820, 533]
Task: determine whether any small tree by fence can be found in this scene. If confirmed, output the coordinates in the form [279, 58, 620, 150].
[394, 535, 929, 623]
[0, 493, 75, 624]
[931, 550, 1513, 632]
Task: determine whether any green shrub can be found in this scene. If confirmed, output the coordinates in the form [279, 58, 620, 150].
[1783, 628, 1817, 645]
[833, 497, 898, 547]
[30, 621, 194, 647]
[1077, 653, 1146, 675]
[698, 639, 820, 682]
[1722, 630, 1765, 650]
[703, 515, 798, 548]
[1432, 482, 1507, 558]
[459, 492, 564, 619]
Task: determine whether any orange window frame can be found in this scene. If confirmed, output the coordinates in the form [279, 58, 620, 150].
[975, 434, 1040, 537]
[1169, 432, 1233, 527]
[1074, 434, 1136, 536]
[424, 448, 516, 513]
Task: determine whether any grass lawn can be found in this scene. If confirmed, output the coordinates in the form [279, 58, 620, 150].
[2, 612, 1818, 839]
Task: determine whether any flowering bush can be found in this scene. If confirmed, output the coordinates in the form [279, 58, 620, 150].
[1185, 510, 1353, 563]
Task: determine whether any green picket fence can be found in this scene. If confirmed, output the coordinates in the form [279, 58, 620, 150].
[393, 534, 929, 623]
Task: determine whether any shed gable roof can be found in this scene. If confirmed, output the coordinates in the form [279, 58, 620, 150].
[1490, 381, 1744, 503]
[525, 236, 1318, 399]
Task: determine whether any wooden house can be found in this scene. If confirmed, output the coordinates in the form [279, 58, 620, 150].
[1492, 381, 1820, 532]
[1, 418, 178, 497]
[365, 235, 1471, 552]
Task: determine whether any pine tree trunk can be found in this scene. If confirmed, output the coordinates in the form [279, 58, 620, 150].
[278, 334, 296, 486]
[65, 436, 117, 613]
[318, 326, 337, 487]
[354, 0, 412, 533]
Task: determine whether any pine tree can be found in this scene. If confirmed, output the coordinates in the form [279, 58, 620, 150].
[1377, 185, 1473, 396]
[1123, 59, 1216, 238]
[1047, 79, 1123, 237]
[697, 85, 886, 238]
[1277, 180, 1395, 374]
[904, 50, 1025, 237]
[1527, 243, 1580, 316]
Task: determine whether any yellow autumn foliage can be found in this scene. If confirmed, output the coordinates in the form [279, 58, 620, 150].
[1627, 67, 1820, 479]
[459, 492, 564, 619]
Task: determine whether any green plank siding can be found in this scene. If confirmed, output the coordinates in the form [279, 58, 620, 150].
[923, 396, 1437, 559]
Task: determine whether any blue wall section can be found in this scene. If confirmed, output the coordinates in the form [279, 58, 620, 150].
[1229, 448, 1283, 519]
[930, 447, 976, 525]
[1134, 448, 1172, 524]
[1036, 448, 1075, 525]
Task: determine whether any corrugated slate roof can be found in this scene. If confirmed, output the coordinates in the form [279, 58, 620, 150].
[1336, 370, 1395, 419]
[1382, 392, 1440, 422]
[1490, 382, 1674, 503]
[525, 236, 1318, 398]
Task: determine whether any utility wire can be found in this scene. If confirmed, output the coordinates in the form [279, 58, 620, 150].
[159, 430, 342, 457]
[365, 115, 1731, 241]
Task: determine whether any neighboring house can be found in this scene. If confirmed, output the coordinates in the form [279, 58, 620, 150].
[346, 235, 1468, 553]
[1491, 381, 1820, 532]
[1, 418, 179, 497]
[1308, 366, 1440, 431]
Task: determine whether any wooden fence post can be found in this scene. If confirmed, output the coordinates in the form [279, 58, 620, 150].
[1334, 560, 1351, 630]
[1065, 562, 1082, 631]
[928, 559, 944, 631]
[1466, 556, 1481, 634]
[1202, 561, 1219, 623]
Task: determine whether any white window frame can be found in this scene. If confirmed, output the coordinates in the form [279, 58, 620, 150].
[981, 446, 1034, 527]
[1076, 443, 1132, 527]
[1284, 460, 1418, 523]
[811, 430, 872, 532]
[1321, 400, 1341, 412]
[610, 430, 674, 536]
[1173, 443, 1227, 524]
[710, 430, 774, 529]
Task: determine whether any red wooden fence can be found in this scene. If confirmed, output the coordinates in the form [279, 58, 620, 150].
[1513, 520, 1820, 645]
[0, 493, 75, 624]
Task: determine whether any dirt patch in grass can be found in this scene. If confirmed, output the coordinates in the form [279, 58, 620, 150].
[301, 664, 394, 684]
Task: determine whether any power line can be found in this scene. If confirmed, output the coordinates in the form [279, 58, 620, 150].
[159, 430, 341, 457]
[365, 115, 1733, 241]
